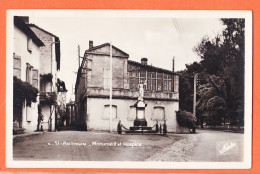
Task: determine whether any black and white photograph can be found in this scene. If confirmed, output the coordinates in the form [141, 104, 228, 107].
[6, 10, 252, 169]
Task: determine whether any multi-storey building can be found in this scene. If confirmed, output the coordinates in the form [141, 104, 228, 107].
[28, 23, 61, 131]
[13, 16, 44, 131]
[75, 41, 179, 132]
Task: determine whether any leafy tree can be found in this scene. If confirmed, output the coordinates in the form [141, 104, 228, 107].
[179, 18, 245, 126]
[179, 62, 202, 113]
[193, 18, 245, 126]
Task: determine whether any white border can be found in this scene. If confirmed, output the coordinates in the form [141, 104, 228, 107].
[6, 10, 252, 169]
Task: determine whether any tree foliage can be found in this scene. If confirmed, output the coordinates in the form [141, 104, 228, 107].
[13, 76, 39, 107]
[179, 18, 245, 126]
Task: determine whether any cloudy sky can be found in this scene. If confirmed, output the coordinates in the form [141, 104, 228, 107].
[20, 10, 225, 101]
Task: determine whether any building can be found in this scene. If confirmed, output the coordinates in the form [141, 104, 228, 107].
[13, 16, 44, 131]
[28, 23, 61, 131]
[75, 41, 179, 132]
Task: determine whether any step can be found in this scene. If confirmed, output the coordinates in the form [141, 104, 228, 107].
[125, 129, 158, 134]
[129, 126, 152, 131]
[57, 126, 79, 131]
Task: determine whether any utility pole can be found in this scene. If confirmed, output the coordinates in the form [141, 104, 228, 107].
[193, 73, 197, 120]
[78, 45, 80, 68]
[109, 42, 113, 133]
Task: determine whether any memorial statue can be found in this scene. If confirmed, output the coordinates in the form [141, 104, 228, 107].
[138, 84, 144, 101]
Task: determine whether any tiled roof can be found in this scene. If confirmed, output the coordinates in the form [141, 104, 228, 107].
[14, 16, 44, 47]
[28, 24, 59, 38]
[85, 43, 129, 57]
[128, 60, 175, 74]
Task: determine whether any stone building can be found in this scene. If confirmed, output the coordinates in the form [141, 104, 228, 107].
[28, 24, 61, 131]
[75, 41, 179, 132]
[13, 16, 44, 131]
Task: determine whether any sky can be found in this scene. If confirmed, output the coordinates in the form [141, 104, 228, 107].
[26, 11, 226, 101]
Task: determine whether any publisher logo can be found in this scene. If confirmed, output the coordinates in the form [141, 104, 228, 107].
[216, 140, 238, 156]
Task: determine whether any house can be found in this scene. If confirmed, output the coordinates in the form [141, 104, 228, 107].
[28, 23, 62, 131]
[75, 41, 179, 132]
[13, 16, 44, 132]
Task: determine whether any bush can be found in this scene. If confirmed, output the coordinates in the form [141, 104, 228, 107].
[13, 76, 39, 107]
[176, 110, 197, 128]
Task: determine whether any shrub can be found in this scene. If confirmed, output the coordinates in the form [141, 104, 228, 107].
[13, 76, 39, 107]
[176, 110, 197, 128]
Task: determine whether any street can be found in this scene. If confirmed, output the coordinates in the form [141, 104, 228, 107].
[13, 129, 244, 161]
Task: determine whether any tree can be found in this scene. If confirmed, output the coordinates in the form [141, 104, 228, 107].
[179, 62, 202, 113]
[193, 18, 245, 126]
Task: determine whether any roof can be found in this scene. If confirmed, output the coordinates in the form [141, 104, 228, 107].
[28, 24, 59, 38]
[128, 60, 176, 74]
[28, 24, 61, 71]
[85, 43, 129, 57]
[14, 16, 44, 47]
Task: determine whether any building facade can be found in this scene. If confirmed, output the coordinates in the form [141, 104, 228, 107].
[13, 16, 44, 131]
[29, 24, 61, 131]
[75, 41, 179, 132]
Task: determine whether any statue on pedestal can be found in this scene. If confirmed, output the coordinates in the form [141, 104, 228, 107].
[138, 84, 144, 101]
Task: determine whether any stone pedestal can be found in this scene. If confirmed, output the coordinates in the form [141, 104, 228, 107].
[134, 100, 147, 126]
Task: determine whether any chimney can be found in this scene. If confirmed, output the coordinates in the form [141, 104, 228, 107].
[89, 40, 93, 49]
[172, 56, 175, 72]
[19, 16, 29, 24]
[141, 58, 148, 65]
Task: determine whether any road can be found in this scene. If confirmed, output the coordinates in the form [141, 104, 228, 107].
[13, 129, 244, 161]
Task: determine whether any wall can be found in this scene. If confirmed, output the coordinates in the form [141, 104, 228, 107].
[30, 27, 58, 132]
[13, 25, 41, 132]
[30, 27, 53, 74]
[87, 54, 127, 89]
[30, 27, 58, 93]
[85, 98, 179, 132]
[75, 44, 180, 132]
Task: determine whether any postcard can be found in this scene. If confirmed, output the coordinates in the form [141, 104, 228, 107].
[6, 9, 252, 169]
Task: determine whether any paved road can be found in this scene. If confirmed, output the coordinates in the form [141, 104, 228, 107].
[146, 129, 244, 162]
[13, 129, 244, 161]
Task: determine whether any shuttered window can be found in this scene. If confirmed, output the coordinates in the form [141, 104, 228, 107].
[13, 55, 21, 79]
[32, 69, 38, 88]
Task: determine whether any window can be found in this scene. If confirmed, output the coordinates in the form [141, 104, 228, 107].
[32, 69, 38, 88]
[26, 63, 33, 83]
[103, 105, 117, 120]
[174, 75, 179, 92]
[151, 72, 156, 90]
[157, 73, 162, 91]
[152, 106, 165, 121]
[129, 70, 139, 90]
[13, 55, 21, 79]
[128, 106, 136, 121]
[140, 70, 146, 90]
[163, 74, 173, 92]
[27, 38, 32, 53]
[103, 69, 110, 89]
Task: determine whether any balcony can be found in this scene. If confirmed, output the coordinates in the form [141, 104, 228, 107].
[39, 91, 57, 105]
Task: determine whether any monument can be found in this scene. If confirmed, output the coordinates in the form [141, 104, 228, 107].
[126, 84, 156, 134]
[134, 84, 147, 126]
